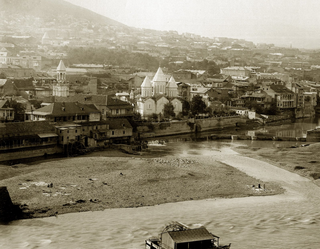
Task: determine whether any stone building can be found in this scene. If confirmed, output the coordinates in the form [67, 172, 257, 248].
[137, 67, 183, 117]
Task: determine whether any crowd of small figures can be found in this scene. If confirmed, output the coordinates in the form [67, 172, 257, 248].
[151, 158, 198, 167]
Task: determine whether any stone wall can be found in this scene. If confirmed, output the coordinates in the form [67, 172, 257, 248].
[0, 145, 62, 162]
[306, 128, 320, 142]
[150, 117, 246, 137]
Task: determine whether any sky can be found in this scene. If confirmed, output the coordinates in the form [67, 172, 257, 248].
[64, 0, 320, 49]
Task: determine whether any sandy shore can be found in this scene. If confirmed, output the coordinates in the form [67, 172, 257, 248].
[0, 143, 286, 219]
[1, 141, 319, 219]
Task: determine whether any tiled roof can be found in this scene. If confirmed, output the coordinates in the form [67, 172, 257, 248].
[12, 78, 34, 89]
[0, 121, 55, 136]
[0, 100, 9, 108]
[32, 102, 100, 116]
[270, 85, 294, 94]
[106, 118, 132, 129]
[54, 94, 108, 105]
[106, 96, 133, 108]
[167, 227, 215, 243]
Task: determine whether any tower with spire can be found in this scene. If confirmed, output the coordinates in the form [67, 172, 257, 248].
[52, 60, 69, 97]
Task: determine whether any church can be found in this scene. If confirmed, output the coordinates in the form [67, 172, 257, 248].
[136, 67, 183, 117]
[52, 60, 69, 97]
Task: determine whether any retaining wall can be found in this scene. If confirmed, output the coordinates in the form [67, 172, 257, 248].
[150, 117, 246, 137]
[0, 145, 62, 162]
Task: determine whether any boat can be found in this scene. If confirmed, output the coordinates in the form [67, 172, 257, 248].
[145, 221, 231, 249]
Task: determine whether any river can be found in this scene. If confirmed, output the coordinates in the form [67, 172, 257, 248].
[1, 118, 320, 249]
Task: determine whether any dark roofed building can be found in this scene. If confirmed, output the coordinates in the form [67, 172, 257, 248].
[105, 118, 133, 143]
[0, 121, 59, 162]
[26, 102, 101, 123]
[161, 227, 220, 249]
[39, 94, 134, 119]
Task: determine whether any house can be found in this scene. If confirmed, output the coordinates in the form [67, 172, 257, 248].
[41, 94, 134, 120]
[0, 100, 14, 122]
[202, 76, 232, 88]
[261, 84, 296, 110]
[106, 118, 133, 144]
[55, 121, 109, 148]
[240, 91, 273, 109]
[26, 102, 101, 123]
[0, 121, 60, 161]
[220, 66, 251, 77]
[177, 82, 191, 101]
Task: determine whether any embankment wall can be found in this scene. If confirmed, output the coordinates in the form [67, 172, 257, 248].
[150, 117, 246, 137]
[0, 145, 62, 162]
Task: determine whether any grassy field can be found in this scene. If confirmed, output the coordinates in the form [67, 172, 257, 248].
[0, 148, 283, 219]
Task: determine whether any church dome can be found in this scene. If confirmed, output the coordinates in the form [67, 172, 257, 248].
[152, 67, 167, 82]
[141, 76, 152, 88]
[167, 76, 177, 88]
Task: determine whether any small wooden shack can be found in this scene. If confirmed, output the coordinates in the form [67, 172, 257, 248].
[161, 227, 219, 249]
[145, 221, 231, 249]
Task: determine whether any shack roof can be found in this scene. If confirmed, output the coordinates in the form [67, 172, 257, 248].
[166, 227, 216, 244]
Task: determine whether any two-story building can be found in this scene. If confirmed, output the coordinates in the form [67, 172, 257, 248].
[0, 121, 60, 162]
[26, 102, 101, 123]
[50, 94, 134, 120]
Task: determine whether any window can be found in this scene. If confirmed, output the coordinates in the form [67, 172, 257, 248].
[123, 130, 125, 134]
[112, 131, 115, 135]
[75, 130, 77, 133]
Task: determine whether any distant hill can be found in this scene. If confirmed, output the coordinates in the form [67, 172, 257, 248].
[1, 0, 126, 27]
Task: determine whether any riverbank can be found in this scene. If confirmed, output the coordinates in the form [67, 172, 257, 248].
[232, 142, 320, 187]
[0, 144, 284, 219]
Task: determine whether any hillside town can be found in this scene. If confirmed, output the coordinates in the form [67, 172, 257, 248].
[1, 5, 320, 162]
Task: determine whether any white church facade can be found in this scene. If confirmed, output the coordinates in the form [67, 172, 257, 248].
[136, 67, 183, 117]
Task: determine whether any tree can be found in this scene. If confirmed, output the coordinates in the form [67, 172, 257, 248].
[182, 100, 190, 116]
[29, 99, 42, 109]
[9, 100, 25, 114]
[190, 95, 207, 115]
[163, 102, 175, 118]
[0, 72, 6, 79]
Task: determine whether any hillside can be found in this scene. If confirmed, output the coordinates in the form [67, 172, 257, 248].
[1, 0, 126, 27]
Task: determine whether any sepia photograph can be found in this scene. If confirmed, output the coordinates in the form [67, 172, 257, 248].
[0, 0, 320, 248]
